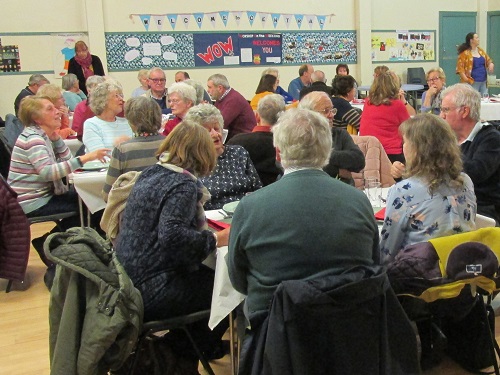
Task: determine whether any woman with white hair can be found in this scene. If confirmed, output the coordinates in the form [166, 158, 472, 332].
[83, 81, 132, 152]
[162, 82, 197, 136]
[184, 103, 262, 210]
[62, 73, 87, 111]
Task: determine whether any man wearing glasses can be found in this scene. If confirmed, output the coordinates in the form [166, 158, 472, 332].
[142, 67, 170, 113]
[440, 83, 500, 224]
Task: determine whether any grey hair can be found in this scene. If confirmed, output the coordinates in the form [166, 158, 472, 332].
[168, 82, 197, 105]
[184, 103, 224, 129]
[273, 108, 332, 169]
[85, 75, 106, 93]
[298, 91, 331, 111]
[124, 96, 161, 133]
[441, 83, 481, 122]
[62, 73, 78, 90]
[311, 70, 326, 83]
[89, 81, 123, 115]
[257, 94, 285, 125]
[137, 69, 149, 79]
[183, 79, 205, 104]
[28, 74, 49, 86]
[261, 68, 279, 77]
[207, 74, 230, 89]
[148, 67, 166, 79]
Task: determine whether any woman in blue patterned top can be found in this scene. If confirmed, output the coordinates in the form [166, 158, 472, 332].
[185, 104, 262, 210]
[380, 113, 476, 264]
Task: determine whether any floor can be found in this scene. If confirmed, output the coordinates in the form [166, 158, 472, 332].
[0, 222, 498, 375]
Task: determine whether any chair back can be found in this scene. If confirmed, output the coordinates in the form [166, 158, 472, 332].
[350, 134, 395, 189]
[0, 128, 12, 179]
[4, 114, 24, 149]
[407, 67, 427, 85]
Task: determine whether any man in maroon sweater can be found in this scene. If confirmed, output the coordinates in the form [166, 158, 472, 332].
[207, 74, 256, 141]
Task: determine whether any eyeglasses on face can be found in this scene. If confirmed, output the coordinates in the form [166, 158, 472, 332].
[150, 78, 166, 83]
[168, 98, 182, 105]
[426, 77, 441, 83]
[320, 107, 337, 115]
[439, 105, 463, 114]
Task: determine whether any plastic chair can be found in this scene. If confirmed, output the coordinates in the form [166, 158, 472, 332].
[129, 310, 215, 375]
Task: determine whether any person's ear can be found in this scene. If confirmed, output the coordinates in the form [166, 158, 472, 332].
[255, 111, 261, 124]
[461, 105, 471, 119]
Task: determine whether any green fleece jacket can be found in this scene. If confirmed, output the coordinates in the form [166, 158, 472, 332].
[45, 227, 143, 375]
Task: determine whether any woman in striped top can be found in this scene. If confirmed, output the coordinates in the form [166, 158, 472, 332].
[331, 75, 362, 132]
[8, 96, 109, 252]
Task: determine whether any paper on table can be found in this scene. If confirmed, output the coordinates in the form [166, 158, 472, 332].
[374, 207, 386, 221]
[209, 246, 245, 330]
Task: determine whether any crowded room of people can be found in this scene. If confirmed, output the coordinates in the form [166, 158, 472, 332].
[1, 1, 500, 374]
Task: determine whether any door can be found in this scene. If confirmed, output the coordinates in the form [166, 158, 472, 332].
[439, 12, 476, 86]
[488, 11, 500, 95]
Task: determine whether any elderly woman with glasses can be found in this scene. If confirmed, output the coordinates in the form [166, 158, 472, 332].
[299, 91, 365, 185]
[162, 82, 197, 136]
[184, 104, 262, 210]
[420, 68, 446, 115]
[82, 81, 133, 152]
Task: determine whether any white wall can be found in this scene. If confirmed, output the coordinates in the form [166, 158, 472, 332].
[0, 0, 498, 118]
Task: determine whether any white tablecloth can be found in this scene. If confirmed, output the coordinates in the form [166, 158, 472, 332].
[64, 138, 83, 156]
[481, 101, 500, 121]
[71, 170, 107, 213]
[206, 210, 245, 330]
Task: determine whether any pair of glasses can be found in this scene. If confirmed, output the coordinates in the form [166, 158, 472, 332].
[150, 78, 166, 83]
[439, 105, 463, 114]
[168, 99, 181, 104]
[320, 107, 338, 115]
[426, 77, 441, 83]
[114, 93, 124, 99]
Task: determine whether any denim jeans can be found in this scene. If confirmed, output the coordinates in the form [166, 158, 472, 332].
[471, 81, 488, 96]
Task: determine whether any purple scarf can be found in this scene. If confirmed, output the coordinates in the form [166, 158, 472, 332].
[74, 52, 94, 80]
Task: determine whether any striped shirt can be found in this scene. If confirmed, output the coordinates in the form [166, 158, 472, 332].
[331, 97, 362, 130]
[82, 116, 133, 152]
[7, 127, 80, 214]
[102, 135, 165, 202]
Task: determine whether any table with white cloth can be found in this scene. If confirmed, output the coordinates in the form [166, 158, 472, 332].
[70, 170, 107, 226]
[480, 101, 500, 121]
[64, 138, 83, 156]
[358, 84, 424, 108]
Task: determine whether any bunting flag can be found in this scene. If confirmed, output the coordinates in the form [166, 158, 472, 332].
[167, 14, 178, 30]
[247, 11, 257, 26]
[151, 15, 164, 31]
[305, 15, 315, 29]
[271, 13, 281, 29]
[179, 14, 191, 29]
[316, 15, 326, 30]
[194, 13, 204, 29]
[283, 14, 292, 29]
[219, 11, 229, 27]
[295, 14, 304, 29]
[259, 12, 269, 28]
[232, 11, 242, 27]
[130, 11, 336, 31]
[207, 12, 218, 28]
[139, 15, 151, 31]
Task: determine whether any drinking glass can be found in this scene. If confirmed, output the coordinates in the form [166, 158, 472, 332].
[482, 92, 490, 103]
[364, 178, 381, 206]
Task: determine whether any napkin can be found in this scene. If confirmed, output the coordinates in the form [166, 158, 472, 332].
[374, 207, 386, 220]
[207, 219, 230, 231]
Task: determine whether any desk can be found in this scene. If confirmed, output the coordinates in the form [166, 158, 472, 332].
[71, 170, 107, 214]
[480, 101, 500, 121]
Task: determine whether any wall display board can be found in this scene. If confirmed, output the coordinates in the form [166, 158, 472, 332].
[371, 30, 436, 62]
[105, 30, 356, 71]
[281, 31, 356, 65]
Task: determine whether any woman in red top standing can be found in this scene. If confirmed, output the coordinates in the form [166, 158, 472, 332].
[359, 72, 415, 164]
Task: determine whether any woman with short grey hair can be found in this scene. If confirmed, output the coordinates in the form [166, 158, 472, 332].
[102, 96, 165, 201]
[83, 81, 132, 152]
[62, 73, 87, 111]
[162, 82, 198, 136]
[185, 103, 262, 210]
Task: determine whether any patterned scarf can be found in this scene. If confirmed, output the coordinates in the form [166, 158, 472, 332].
[431, 87, 446, 114]
[74, 52, 94, 80]
[36, 127, 68, 195]
[157, 152, 211, 231]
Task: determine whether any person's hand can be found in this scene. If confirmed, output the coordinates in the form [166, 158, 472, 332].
[113, 135, 131, 147]
[215, 227, 230, 247]
[48, 131, 61, 142]
[427, 86, 438, 98]
[488, 63, 495, 74]
[79, 148, 110, 164]
[59, 106, 70, 116]
[391, 161, 405, 179]
[398, 89, 406, 102]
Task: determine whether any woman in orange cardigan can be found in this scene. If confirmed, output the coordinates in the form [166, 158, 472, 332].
[456, 32, 494, 95]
